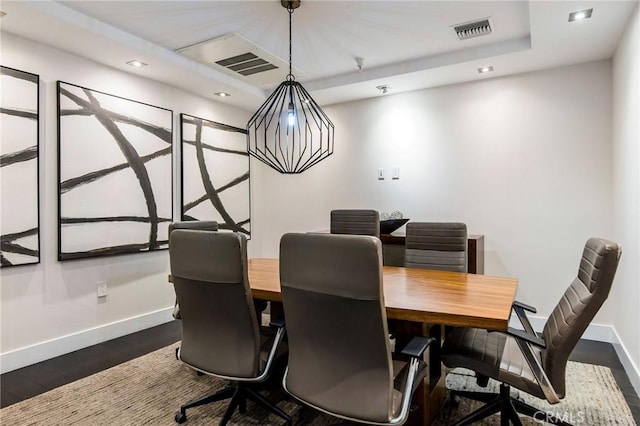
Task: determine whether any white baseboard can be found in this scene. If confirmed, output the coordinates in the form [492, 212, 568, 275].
[510, 314, 640, 398]
[0, 307, 175, 374]
[2, 309, 639, 400]
[509, 314, 615, 342]
[611, 328, 640, 397]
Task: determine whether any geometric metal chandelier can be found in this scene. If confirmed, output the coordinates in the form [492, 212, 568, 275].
[247, 0, 335, 174]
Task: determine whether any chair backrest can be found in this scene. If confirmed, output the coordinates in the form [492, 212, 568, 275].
[169, 220, 219, 235]
[330, 209, 380, 239]
[170, 230, 261, 378]
[542, 237, 621, 397]
[404, 222, 467, 272]
[280, 233, 394, 423]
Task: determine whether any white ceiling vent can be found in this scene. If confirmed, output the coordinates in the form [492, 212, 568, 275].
[453, 18, 493, 40]
[176, 33, 304, 87]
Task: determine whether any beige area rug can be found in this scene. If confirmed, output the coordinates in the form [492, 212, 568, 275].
[0, 344, 635, 425]
[433, 367, 636, 425]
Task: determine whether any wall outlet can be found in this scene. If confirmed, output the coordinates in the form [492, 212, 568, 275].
[378, 168, 385, 180]
[97, 282, 107, 298]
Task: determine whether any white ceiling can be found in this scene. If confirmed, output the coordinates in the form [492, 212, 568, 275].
[0, 1, 637, 111]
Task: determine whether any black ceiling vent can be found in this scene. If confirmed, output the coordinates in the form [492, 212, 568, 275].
[176, 33, 302, 86]
[453, 18, 493, 40]
[215, 52, 278, 76]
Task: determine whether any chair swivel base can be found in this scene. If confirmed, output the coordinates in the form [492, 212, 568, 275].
[449, 383, 572, 426]
[175, 382, 292, 426]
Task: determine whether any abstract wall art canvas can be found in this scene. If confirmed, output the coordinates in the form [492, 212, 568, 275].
[1, 66, 40, 267]
[180, 114, 250, 236]
[57, 82, 173, 260]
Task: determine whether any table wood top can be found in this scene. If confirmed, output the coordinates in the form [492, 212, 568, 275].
[247, 258, 517, 331]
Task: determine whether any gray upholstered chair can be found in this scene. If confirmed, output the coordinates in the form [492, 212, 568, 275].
[279, 233, 433, 425]
[170, 230, 291, 425]
[169, 221, 268, 321]
[441, 237, 621, 425]
[330, 209, 380, 239]
[169, 220, 219, 234]
[169, 221, 219, 320]
[404, 222, 468, 272]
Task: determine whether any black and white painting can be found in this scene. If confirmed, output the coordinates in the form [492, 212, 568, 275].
[180, 114, 250, 236]
[1, 66, 40, 267]
[57, 82, 173, 260]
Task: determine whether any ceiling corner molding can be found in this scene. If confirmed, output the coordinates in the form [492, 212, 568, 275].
[302, 36, 532, 94]
[18, 1, 266, 101]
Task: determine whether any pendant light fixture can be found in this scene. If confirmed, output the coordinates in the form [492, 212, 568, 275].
[247, 0, 335, 174]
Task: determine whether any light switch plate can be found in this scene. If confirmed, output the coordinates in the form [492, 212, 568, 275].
[392, 166, 400, 179]
[97, 282, 107, 298]
[378, 168, 385, 180]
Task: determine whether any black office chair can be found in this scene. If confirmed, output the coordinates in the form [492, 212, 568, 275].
[170, 230, 291, 425]
[279, 232, 434, 425]
[404, 222, 467, 272]
[330, 209, 380, 239]
[441, 237, 621, 425]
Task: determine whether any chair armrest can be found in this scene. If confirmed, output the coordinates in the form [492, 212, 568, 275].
[391, 336, 435, 425]
[512, 301, 537, 337]
[253, 323, 286, 383]
[507, 327, 546, 349]
[512, 336, 560, 404]
[400, 336, 436, 358]
[269, 317, 285, 329]
[513, 300, 536, 313]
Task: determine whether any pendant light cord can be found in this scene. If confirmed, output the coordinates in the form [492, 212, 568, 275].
[289, 7, 292, 76]
[288, 3, 294, 80]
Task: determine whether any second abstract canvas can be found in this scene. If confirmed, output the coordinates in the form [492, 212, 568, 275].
[180, 114, 250, 236]
[57, 82, 173, 260]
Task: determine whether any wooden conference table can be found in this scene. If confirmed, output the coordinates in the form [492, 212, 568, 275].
[171, 259, 517, 424]
[247, 258, 518, 425]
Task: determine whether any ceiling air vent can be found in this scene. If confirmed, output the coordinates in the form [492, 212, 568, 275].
[176, 33, 304, 86]
[215, 52, 277, 76]
[453, 18, 492, 40]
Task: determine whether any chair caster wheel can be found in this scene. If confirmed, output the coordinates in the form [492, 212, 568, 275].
[175, 348, 179, 360]
[175, 412, 187, 424]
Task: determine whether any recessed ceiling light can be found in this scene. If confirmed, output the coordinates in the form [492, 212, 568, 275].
[477, 66, 494, 74]
[126, 60, 147, 68]
[569, 8, 593, 22]
[376, 85, 390, 94]
[214, 92, 230, 98]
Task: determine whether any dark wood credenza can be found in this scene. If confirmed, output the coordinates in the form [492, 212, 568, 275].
[380, 232, 485, 274]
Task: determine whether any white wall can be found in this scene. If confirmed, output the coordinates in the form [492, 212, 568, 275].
[0, 32, 625, 376]
[612, 3, 640, 393]
[0, 32, 258, 371]
[256, 60, 614, 323]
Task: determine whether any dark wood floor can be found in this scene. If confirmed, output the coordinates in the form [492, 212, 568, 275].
[2, 321, 639, 423]
[0, 321, 181, 408]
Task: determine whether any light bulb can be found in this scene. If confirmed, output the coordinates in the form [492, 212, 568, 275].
[287, 103, 295, 127]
